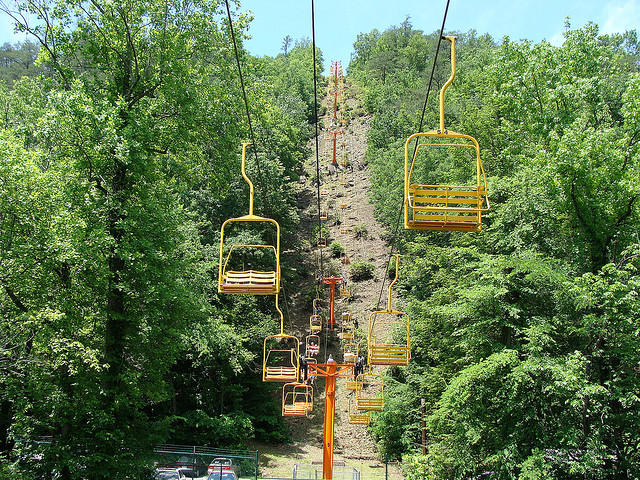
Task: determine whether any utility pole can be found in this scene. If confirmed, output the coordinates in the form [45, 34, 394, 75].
[385, 453, 388, 480]
[328, 130, 342, 165]
[421, 398, 427, 455]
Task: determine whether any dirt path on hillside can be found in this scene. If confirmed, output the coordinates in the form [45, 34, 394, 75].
[256, 82, 404, 480]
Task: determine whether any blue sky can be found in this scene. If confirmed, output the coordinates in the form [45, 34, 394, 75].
[2, 0, 639, 72]
[238, 0, 640, 70]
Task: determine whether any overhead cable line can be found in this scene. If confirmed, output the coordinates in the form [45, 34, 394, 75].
[224, 0, 278, 222]
[224, 0, 262, 176]
[311, 0, 323, 276]
[375, 0, 452, 309]
[310, 0, 330, 363]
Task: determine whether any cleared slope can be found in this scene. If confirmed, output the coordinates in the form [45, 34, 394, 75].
[255, 82, 404, 480]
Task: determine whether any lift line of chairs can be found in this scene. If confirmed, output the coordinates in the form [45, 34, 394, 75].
[218, 37, 488, 421]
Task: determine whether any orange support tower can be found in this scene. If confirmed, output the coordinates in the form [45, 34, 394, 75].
[330, 60, 342, 120]
[328, 130, 342, 165]
[322, 276, 343, 330]
[309, 358, 353, 480]
[330, 60, 341, 88]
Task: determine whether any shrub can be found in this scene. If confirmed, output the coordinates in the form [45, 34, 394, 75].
[324, 259, 342, 277]
[329, 241, 345, 258]
[349, 261, 376, 281]
[353, 224, 368, 239]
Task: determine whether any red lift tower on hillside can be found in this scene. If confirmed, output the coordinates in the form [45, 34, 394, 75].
[328, 130, 342, 166]
[321, 275, 343, 330]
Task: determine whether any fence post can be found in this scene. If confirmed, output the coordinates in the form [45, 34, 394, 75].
[385, 453, 388, 480]
[255, 450, 259, 480]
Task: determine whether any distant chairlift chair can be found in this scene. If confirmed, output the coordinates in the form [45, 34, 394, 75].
[367, 255, 410, 366]
[263, 295, 300, 383]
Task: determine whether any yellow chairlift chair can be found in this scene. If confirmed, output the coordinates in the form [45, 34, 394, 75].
[310, 314, 322, 333]
[282, 382, 313, 416]
[305, 334, 320, 357]
[219, 143, 281, 294]
[313, 298, 323, 315]
[348, 396, 370, 425]
[368, 255, 410, 366]
[263, 295, 300, 382]
[343, 343, 358, 364]
[404, 36, 489, 232]
[341, 318, 355, 341]
[355, 371, 385, 411]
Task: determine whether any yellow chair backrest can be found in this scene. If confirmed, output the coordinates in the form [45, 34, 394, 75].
[355, 372, 384, 411]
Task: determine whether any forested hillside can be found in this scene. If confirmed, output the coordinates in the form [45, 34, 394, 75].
[0, 1, 321, 478]
[1, 1, 639, 480]
[348, 19, 640, 480]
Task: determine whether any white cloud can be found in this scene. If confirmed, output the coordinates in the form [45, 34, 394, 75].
[549, 32, 565, 46]
[602, 0, 640, 34]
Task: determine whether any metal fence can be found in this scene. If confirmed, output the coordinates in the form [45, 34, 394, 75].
[153, 444, 259, 479]
[292, 464, 360, 480]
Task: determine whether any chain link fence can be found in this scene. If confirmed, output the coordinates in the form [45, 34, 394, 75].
[153, 444, 259, 479]
[292, 464, 360, 480]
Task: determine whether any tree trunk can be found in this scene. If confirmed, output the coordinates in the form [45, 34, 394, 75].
[103, 159, 128, 400]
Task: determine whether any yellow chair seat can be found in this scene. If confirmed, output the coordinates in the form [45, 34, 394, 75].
[355, 397, 384, 411]
[407, 184, 487, 232]
[264, 366, 298, 383]
[220, 270, 278, 294]
[283, 403, 311, 416]
[349, 412, 370, 425]
[369, 344, 410, 366]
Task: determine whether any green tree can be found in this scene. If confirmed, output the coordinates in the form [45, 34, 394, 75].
[352, 15, 640, 480]
[350, 29, 381, 73]
[0, 40, 42, 85]
[0, 0, 254, 477]
[487, 24, 640, 271]
[281, 35, 292, 56]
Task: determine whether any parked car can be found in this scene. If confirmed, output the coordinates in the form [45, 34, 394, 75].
[153, 468, 197, 479]
[207, 472, 237, 480]
[208, 458, 240, 476]
[174, 455, 208, 476]
[177, 468, 198, 479]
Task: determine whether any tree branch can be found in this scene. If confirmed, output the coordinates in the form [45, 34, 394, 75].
[2, 282, 28, 313]
[0, 1, 71, 90]
[622, 130, 640, 171]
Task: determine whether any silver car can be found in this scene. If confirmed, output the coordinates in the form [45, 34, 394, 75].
[207, 472, 237, 480]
